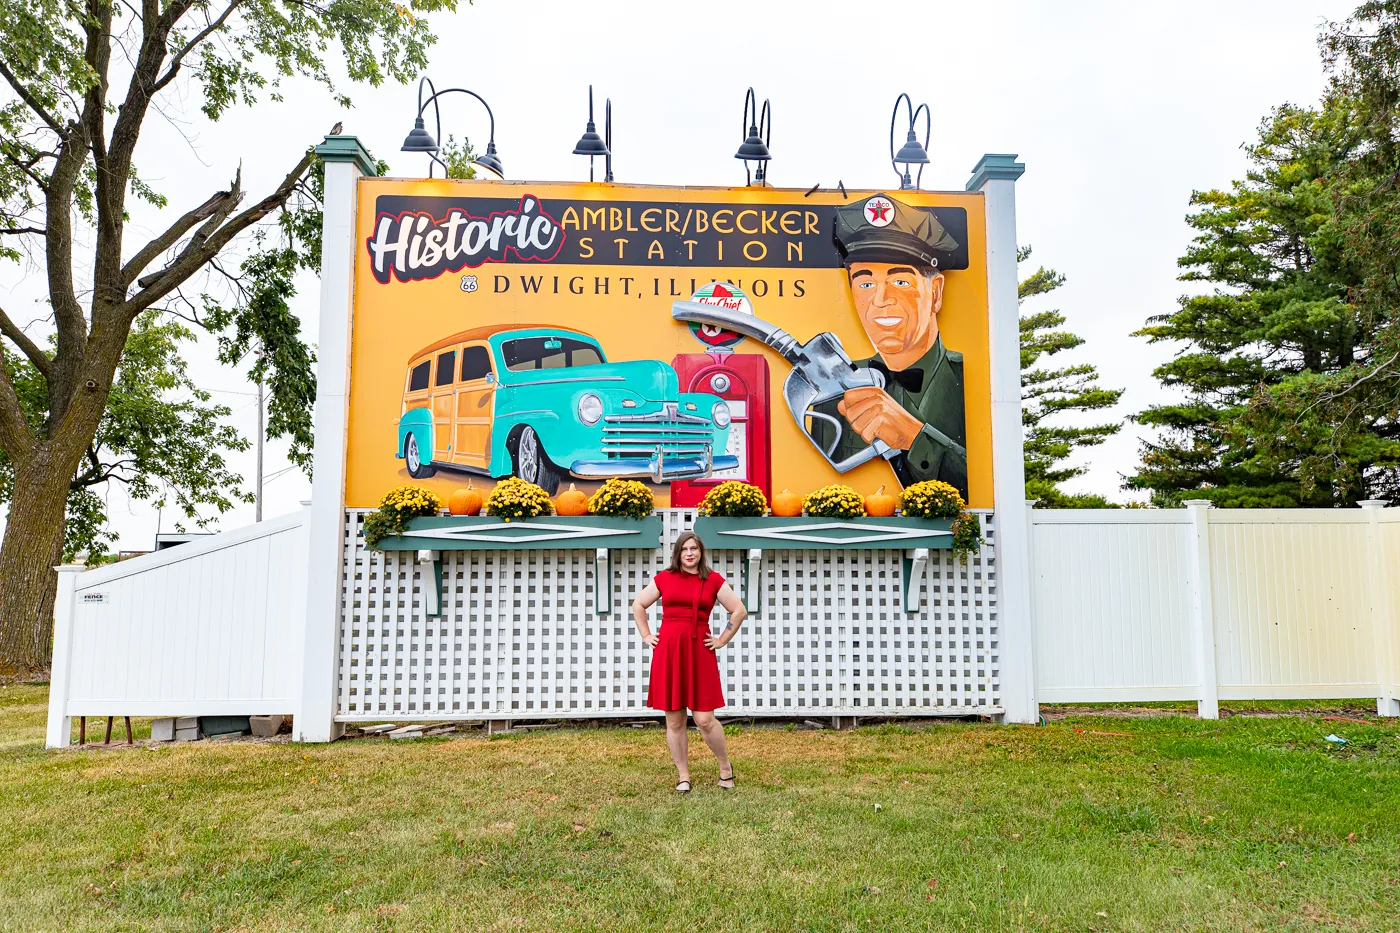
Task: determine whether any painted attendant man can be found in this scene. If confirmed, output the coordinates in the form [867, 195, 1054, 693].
[814, 194, 969, 499]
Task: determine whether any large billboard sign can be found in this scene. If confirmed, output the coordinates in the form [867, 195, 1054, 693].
[344, 179, 992, 509]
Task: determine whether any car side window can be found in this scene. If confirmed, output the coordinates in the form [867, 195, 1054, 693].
[460, 346, 492, 382]
[435, 350, 457, 387]
[408, 360, 431, 392]
[502, 337, 605, 371]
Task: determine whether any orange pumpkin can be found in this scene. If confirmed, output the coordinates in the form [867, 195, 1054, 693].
[771, 488, 803, 517]
[556, 483, 589, 517]
[865, 485, 898, 518]
[448, 482, 483, 516]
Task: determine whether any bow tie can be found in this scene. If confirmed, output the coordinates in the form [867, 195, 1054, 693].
[867, 358, 924, 394]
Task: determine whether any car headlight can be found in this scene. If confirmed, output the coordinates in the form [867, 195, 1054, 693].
[577, 393, 604, 426]
[712, 400, 731, 429]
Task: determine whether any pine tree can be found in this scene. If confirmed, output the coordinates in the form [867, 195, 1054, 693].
[1124, 99, 1395, 507]
[1019, 248, 1124, 508]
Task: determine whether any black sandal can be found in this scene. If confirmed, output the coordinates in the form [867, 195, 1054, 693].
[675, 780, 692, 794]
[718, 767, 736, 790]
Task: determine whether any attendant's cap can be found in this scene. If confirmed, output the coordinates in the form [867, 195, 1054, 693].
[833, 194, 962, 269]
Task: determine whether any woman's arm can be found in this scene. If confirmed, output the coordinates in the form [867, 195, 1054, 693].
[631, 581, 661, 648]
[703, 582, 747, 650]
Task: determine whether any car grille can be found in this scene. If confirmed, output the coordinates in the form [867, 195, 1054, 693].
[602, 403, 713, 459]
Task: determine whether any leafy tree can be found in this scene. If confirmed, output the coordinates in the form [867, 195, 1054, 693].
[1018, 248, 1124, 508]
[1236, 1, 1400, 501]
[0, 0, 453, 674]
[1, 313, 251, 561]
[1125, 86, 1399, 506]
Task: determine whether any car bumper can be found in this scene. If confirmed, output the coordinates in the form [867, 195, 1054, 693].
[571, 453, 739, 483]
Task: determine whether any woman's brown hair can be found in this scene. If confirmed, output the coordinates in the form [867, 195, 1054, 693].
[667, 531, 711, 580]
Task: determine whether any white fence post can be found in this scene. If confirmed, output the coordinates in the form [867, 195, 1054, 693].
[1359, 500, 1399, 717]
[1184, 500, 1219, 719]
[45, 564, 86, 749]
[298, 134, 376, 742]
[967, 154, 1037, 725]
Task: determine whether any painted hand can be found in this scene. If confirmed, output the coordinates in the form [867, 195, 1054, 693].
[838, 386, 923, 450]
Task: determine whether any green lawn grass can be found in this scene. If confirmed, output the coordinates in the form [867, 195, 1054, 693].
[1, 684, 1397, 932]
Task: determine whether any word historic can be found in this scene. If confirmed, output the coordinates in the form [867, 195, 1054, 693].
[367, 195, 564, 284]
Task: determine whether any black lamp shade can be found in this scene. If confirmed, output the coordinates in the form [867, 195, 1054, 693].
[734, 124, 771, 161]
[473, 139, 504, 178]
[401, 116, 439, 154]
[894, 129, 929, 164]
[573, 121, 609, 156]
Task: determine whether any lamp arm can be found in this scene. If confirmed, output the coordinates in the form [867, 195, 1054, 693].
[604, 97, 614, 182]
[742, 87, 757, 136]
[890, 91, 914, 182]
[913, 102, 930, 189]
[419, 86, 498, 146]
[760, 98, 771, 145]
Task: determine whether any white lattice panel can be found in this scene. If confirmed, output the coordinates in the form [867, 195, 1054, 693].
[337, 509, 1000, 720]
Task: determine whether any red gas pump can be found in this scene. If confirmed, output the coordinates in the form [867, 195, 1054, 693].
[670, 352, 772, 507]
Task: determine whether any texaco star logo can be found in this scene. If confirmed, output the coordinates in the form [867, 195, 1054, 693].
[864, 195, 894, 227]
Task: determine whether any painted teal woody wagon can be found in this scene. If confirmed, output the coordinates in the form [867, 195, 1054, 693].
[396, 325, 736, 494]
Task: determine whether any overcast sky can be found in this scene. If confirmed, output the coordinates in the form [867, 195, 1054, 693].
[0, 0, 1358, 550]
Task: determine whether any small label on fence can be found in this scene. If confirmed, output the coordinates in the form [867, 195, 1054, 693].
[81, 592, 108, 605]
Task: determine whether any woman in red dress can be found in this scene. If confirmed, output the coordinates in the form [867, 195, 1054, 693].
[631, 531, 747, 793]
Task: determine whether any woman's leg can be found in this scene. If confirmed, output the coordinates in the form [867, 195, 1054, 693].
[664, 709, 690, 783]
[692, 711, 733, 785]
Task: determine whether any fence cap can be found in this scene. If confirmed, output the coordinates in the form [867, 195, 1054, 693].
[1358, 499, 1389, 509]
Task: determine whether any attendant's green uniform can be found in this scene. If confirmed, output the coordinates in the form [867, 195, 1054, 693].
[811, 338, 968, 498]
[821, 193, 971, 498]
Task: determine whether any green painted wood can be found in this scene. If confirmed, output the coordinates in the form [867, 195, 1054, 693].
[375, 515, 664, 551]
[694, 515, 954, 550]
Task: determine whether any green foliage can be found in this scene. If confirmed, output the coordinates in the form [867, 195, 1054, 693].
[1125, 78, 1400, 506]
[0, 314, 250, 559]
[949, 511, 983, 561]
[439, 135, 478, 180]
[1018, 247, 1124, 508]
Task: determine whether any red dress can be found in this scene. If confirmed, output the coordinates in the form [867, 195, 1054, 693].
[647, 569, 727, 712]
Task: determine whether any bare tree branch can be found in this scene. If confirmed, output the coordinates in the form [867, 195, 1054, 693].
[125, 151, 312, 315]
[0, 227, 46, 236]
[121, 174, 242, 287]
[0, 306, 53, 378]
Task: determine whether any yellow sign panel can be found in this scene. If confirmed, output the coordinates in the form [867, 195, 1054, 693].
[345, 179, 992, 509]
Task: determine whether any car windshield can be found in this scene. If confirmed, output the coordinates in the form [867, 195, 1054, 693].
[501, 336, 604, 371]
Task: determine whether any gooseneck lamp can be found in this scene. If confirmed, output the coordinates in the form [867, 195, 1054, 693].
[572, 85, 613, 182]
[734, 87, 772, 187]
[889, 92, 930, 190]
[400, 76, 504, 179]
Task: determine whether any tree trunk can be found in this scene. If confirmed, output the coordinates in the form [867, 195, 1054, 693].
[0, 455, 72, 677]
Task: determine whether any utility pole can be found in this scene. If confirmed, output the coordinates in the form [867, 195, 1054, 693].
[255, 346, 265, 523]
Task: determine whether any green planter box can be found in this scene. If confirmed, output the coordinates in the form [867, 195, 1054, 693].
[693, 515, 954, 550]
[375, 515, 664, 551]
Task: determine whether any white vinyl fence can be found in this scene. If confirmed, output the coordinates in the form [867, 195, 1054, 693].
[45, 502, 1400, 747]
[45, 510, 309, 747]
[1029, 501, 1400, 717]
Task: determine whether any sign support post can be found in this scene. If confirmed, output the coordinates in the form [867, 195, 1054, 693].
[967, 154, 1037, 724]
[297, 135, 377, 742]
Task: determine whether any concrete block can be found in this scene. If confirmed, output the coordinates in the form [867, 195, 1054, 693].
[176, 716, 198, 730]
[249, 715, 286, 737]
[174, 726, 200, 742]
[151, 718, 177, 741]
